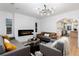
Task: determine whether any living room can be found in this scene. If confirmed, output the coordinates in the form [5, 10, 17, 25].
[0, 3, 79, 56]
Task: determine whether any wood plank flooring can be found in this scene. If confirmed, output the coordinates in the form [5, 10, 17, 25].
[69, 31, 79, 56]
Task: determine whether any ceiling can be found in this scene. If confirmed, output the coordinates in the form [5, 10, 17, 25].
[0, 3, 79, 19]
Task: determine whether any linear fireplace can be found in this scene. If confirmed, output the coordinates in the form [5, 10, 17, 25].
[18, 30, 34, 36]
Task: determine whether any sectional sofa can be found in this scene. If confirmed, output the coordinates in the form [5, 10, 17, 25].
[1, 40, 63, 56]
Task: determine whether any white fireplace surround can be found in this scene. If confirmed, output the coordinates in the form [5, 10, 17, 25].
[16, 35, 34, 42]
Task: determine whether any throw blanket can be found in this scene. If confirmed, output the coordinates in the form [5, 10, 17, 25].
[51, 36, 70, 56]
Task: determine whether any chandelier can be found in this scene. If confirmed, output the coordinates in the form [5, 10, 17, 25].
[37, 4, 54, 16]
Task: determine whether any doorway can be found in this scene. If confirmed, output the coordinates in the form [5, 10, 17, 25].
[57, 18, 78, 55]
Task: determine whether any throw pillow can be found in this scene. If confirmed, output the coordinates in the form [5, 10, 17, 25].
[44, 34, 49, 37]
[4, 42, 16, 51]
[4, 39, 16, 51]
[2, 35, 10, 40]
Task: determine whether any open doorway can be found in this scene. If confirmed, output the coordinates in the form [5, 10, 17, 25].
[57, 18, 78, 55]
[57, 18, 78, 37]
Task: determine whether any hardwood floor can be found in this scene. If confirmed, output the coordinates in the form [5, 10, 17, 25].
[69, 46, 79, 56]
[69, 31, 79, 56]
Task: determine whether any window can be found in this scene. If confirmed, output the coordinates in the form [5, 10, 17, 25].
[6, 18, 12, 34]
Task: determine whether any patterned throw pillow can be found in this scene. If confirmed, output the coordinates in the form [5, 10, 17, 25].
[4, 39, 16, 51]
[44, 34, 49, 37]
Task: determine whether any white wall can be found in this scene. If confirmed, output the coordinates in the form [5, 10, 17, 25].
[40, 10, 79, 47]
[14, 13, 40, 42]
[40, 17, 57, 32]
[0, 11, 13, 36]
[40, 10, 79, 32]
[0, 11, 40, 42]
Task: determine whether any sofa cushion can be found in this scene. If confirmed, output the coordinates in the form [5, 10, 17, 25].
[40, 43, 62, 56]
[54, 42, 64, 51]
[51, 40, 64, 52]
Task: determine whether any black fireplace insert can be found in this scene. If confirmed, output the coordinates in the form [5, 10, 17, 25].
[18, 30, 34, 36]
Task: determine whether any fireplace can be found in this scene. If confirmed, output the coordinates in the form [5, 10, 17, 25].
[18, 30, 34, 36]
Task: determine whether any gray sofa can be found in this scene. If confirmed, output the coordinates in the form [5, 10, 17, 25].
[0, 40, 63, 56]
[1, 46, 30, 56]
[1, 44, 63, 56]
[40, 43, 63, 56]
